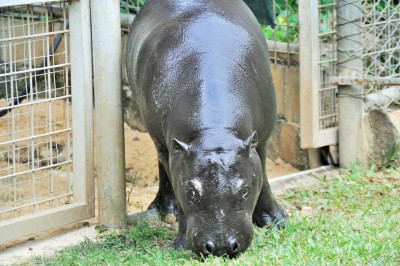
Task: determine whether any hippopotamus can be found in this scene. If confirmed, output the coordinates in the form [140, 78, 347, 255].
[126, 0, 288, 257]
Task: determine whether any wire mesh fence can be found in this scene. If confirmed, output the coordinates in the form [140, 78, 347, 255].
[0, 1, 73, 221]
[362, 0, 400, 108]
[318, 1, 339, 130]
[316, 0, 400, 132]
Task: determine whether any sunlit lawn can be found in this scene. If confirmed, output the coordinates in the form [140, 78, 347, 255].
[34, 165, 399, 265]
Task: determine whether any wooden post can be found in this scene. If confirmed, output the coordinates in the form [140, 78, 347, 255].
[336, 0, 365, 168]
[90, 0, 126, 228]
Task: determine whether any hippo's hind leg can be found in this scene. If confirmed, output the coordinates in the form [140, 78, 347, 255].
[253, 143, 289, 228]
[148, 151, 177, 222]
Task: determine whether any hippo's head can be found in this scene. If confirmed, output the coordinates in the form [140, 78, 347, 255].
[169, 131, 263, 257]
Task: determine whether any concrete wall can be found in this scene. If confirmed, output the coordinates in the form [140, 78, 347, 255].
[267, 58, 310, 170]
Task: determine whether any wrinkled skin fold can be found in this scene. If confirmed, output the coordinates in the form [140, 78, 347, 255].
[126, 0, 288, 257]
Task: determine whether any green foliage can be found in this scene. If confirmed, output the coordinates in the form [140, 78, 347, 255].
[121, 0, 146, 8]
[120, 0, 147, 15]
[262, 0, 299, 43]
[34, 167, 400, 265]
[381, 141, 400, 169]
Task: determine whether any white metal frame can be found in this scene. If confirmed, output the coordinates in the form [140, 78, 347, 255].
[299, 0, 338, 149]
[0, 0, 94, 244]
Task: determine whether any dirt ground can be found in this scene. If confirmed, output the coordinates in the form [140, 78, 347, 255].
[123, 126, 299, 215]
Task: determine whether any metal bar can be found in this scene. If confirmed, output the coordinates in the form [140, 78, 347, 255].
[330, 77, 400, 86]
[0, 94, 71, 111]
[267, 40, 299, 54]
[0, 5, 67, 17]
[0, 160, 73, 181]
[0, 192, 73, 215]
[318, 3, 337, 8]
[318, 31, 337, 38]
[0, 30, 69, 43]
[91, 0, 126, 228]
[363, 17, 400, 28]
[319, 113, 339, 120]
[0, 0, 61, 7]
[0, 127, 71, 146]
[0, 63, 70, 78]
[318, 58, 337, 64]
[363, 47, 400, 57]
[364, 86, 400, 111]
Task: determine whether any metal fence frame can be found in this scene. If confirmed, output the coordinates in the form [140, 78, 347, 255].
[299, 0, 400, 153]
[299, 0, 339, 149]
[0, 0, 94, 244]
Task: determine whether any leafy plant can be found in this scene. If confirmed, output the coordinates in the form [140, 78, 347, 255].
[381, 140, 400, 169]
[263, 0, 299, 43]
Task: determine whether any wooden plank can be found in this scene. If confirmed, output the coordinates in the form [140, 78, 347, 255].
[300, 0, 338, 149]
[70, 0, 95, 208]
[0, 203, 92, 244]
[91, 0, 126, 228]
[299, 0, 319, 148]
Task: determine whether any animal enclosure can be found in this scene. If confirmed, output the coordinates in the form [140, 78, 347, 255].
[0, 0, 399, 247]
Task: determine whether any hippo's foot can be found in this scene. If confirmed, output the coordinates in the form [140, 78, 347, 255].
[252, 200, 288, 229]
[148, 190, 177, 224]
[253, 181, 289, 229]
[172, 234, 187, 250]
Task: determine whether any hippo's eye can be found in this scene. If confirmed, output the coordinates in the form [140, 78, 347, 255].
[240, 186, 250, 201]
[187, 187, 199, 205]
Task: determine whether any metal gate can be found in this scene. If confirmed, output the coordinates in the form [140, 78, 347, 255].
[0, 0, 94, 244]
[299, 0, 339, 149]
[299, 0, 400, 150]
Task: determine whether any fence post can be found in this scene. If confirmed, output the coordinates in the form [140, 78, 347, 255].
[90, 0, 126, 227]
[336, 0, 365, 168]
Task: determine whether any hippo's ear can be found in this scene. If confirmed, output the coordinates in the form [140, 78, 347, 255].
[244, 131, 258, 153]
[173, 138, 189, 154]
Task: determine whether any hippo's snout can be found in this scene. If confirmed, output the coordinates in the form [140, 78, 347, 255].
[202, 237, 241, 257]
[192, 232, 250, 258]
[187, 213, 254, 257]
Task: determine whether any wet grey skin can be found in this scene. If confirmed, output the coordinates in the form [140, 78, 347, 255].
[126, 0, 288, 257]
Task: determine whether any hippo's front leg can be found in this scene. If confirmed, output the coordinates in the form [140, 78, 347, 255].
[252, 143, 288, 228]
[172, 202, 188, 250]
[253, 180, 288, 228]
[148, 151, 177, 222]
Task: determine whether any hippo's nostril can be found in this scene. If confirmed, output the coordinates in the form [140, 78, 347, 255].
[204, 241, 215, 255]
[229, 238, 240, 256]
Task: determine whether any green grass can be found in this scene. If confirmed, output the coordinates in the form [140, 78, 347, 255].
[33, 165, 399, 265]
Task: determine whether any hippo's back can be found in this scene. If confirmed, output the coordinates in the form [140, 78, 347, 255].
[126, 0, 276, 146]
